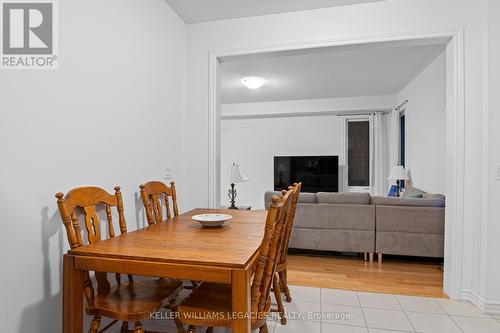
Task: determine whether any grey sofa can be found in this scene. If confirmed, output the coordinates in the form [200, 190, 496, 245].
[265, 192, 375, 254]
[371, 196, 445, 258]
[264, 191, 445, 259]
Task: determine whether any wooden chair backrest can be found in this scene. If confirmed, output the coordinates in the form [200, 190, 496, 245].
[139, 180, 179, 224]
[278, 182, 301, 265]
[251, 187, 294, 315]
[55, 186, 128, 305]
[56, 186, 127, 248]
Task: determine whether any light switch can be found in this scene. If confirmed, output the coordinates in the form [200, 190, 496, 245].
[495, 164, 500, 181]
[164, 165, 173, 180]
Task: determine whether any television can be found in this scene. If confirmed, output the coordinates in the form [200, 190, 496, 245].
[274, 156, 339, 192]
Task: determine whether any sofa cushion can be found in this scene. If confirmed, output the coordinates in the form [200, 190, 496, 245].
[371, 196, 445, 207]
[264, 191, 316, 209]
[423, 193, 446, 200]
[376, 205, 445, 234]
[376, 231, 444, 257]
[290, 228, 375, 252]
[294, 203, 375, 230]
[316, 192, 371, 205]
[297, 192, 316, 203]
[402, 187, 426, 198]
[404, 193, 423, 199]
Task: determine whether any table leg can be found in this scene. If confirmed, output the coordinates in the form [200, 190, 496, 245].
[232, 268, 251, 333]
[63, 254, 84, 333]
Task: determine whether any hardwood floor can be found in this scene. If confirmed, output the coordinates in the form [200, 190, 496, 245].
[286, 253, 446, 298]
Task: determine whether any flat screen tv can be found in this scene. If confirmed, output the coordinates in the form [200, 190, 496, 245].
[274, 156, 339, 192]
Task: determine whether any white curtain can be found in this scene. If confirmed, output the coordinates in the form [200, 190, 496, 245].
[388, 107, 401, 188]
[389, 107, 400, 170]
[370, 113, 390, 196]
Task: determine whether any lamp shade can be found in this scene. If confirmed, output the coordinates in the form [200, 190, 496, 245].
[388, 165, 409, 180]
[230, 163, 249, 184]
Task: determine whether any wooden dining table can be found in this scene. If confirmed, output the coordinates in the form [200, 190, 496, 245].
[62, 208, 268, 333]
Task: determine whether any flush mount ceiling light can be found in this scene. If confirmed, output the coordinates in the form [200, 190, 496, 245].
[241, 77, 267, 90]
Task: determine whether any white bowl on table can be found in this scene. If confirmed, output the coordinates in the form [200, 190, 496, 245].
[192, 213, 233, 227]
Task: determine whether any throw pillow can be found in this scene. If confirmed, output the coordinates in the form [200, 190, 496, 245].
[404, 193, 424, 199]
[402, 187, 425, 198]
[388, 185, 398, 197]
[423, 193, 446, 200]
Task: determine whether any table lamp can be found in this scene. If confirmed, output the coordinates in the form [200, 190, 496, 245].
[228, 163, 249, 209]
[388, 165, 409, 197]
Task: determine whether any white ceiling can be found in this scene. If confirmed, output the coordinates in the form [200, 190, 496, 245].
[221, 41, 446, 104]
[164, 0, 383, 24]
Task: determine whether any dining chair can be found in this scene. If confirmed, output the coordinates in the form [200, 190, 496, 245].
[139, 180, 179, 225]
[56, 186, 183, 333]
[271, 182, 301, 324]
[139, 180, 198, 290]
[173, 187, 295, 333]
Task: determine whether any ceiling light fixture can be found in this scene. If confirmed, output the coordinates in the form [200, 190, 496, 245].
[241, 77, 267, 90]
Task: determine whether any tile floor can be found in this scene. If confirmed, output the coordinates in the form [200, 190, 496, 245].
[106, 286, 500, 333]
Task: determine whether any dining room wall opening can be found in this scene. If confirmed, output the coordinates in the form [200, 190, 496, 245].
[209, 30, 464, 300]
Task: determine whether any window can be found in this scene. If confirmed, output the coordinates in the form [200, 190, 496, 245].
[347, 120, 370, 188]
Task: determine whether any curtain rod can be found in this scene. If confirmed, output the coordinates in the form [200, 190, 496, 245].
[397, 99, 409, 110]
[221, 108, 391, 120]
[336, 109, 391, 117]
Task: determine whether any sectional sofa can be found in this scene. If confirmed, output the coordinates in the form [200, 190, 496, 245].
[264, 191, 445, 261]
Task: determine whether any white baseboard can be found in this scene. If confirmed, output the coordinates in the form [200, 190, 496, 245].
[461, 289, 500, 315]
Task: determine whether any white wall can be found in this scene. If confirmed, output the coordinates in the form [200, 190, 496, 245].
[397, 51, 446, 194]
[220, 96, 395, 208]
[221, 95, 395, 117]
[0, 1, 186, 332]
[483, 0, 500, 309]
[1, 0, 498, 328]
[185, 0, 488, 305]
[221, 115, 345, 209]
